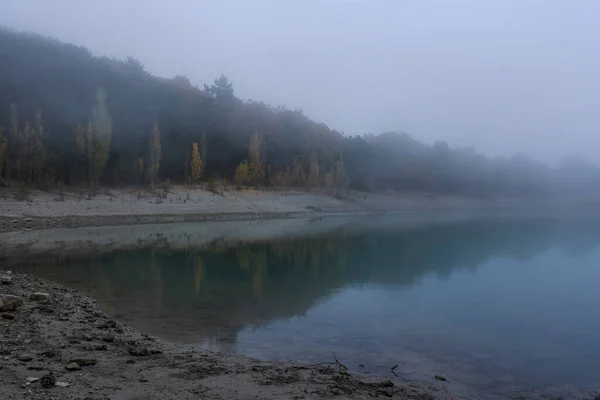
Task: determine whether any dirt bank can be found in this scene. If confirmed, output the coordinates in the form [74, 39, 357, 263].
[0, 271, 440, 400]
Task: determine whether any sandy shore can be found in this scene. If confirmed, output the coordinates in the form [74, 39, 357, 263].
[3, 186, 600, 234]
[0, 271, 440, 400]
[0, 186, 498, 233]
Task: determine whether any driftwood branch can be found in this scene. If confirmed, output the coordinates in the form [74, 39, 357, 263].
[293, 353, 349, 374]
[323, 352, 348, 373]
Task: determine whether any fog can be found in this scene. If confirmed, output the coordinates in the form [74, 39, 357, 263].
[1, 0, 599, 164]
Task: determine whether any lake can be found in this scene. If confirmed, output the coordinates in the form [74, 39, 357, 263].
[9, 215, 600, 399]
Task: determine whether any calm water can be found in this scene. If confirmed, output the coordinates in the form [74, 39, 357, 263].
[11, 217, 600, 398]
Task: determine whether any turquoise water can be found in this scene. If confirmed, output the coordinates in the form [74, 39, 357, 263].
[13, 217, 600, 398]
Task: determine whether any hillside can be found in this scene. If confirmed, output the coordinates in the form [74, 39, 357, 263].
[0, 27, 599, 195]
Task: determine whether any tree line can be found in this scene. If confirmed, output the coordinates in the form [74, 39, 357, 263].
[1, 27, 599, 195]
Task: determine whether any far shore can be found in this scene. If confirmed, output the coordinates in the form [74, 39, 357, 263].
[2, 185, 600, 233]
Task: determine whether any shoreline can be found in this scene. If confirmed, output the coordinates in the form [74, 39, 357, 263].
[3, 186, 600, 233]
[3, 214, 599, 399]
[0, 270, 440, 400]
[0, 210, 321, 233]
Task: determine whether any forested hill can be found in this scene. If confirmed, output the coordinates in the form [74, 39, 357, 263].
[0, 27, 598, 195]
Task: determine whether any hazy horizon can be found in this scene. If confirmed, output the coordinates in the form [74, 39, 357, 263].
[1, 0, 599, 165]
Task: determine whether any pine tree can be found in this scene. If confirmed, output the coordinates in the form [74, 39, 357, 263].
[148, 123, 161, 188]
[190, 142, 203, 182]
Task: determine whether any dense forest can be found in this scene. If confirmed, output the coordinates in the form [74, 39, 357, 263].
[1, 27, 599, 196]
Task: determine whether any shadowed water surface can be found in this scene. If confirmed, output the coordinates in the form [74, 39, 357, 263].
[10, 216, 600, 399]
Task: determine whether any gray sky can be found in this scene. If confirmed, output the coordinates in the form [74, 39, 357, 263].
[1, 0, 599, 164]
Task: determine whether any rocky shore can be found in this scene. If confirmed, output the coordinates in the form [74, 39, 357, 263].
[0, 271, 439, 400]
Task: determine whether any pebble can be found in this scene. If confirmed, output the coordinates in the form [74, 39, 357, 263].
[96, 320, 117, 330]
[101, 334, 115, 343]
[128, 345, 150, 356]
[29, 292, 52, 303]
[69, 358, 97, 366]
[0, 295, 23, 312]
[1, 275, 13, 285]
[38, 349, 57, 358]
[17, 354, 33, 362]
[65, 362, 81, 371]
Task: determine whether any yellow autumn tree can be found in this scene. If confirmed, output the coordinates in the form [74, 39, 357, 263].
[148, 123, 161, 188]
[234, 160, 249, 186]
[190, 142, 203, 182]
[272, 167, 290, 188]
[248, 131, 264, 184]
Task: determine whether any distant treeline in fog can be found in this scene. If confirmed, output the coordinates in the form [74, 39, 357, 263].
[0, 27, 598, 195]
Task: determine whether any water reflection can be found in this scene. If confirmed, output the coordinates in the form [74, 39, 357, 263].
[11, 217, 600, 398]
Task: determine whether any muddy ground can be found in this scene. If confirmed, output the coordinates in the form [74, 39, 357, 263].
[0, 271, 441, 400]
